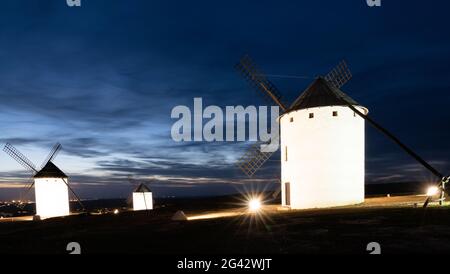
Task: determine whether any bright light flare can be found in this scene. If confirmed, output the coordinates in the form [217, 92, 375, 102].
[234, 185, 274, 232]
[248, 198, 262, 212]
[113, 209, 119, 214]
[187, 212, 241, 221]
[427, 186, 439, 197]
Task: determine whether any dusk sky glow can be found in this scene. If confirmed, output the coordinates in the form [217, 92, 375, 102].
[1, 0, 450, 200]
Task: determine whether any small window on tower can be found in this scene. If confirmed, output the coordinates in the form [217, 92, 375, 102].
[309, 113, 314, 119]
[290, 117, 294, 123]
[285, 146, 288, 161]
[333, 111, 338, 117]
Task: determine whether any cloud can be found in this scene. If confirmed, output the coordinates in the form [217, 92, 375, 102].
[0, 0, 450, 199]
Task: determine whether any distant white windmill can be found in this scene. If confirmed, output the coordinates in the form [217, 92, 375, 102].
[128, 176, 153, 211]
[3, 143, 84, 219]
[235, 55, 448, 209]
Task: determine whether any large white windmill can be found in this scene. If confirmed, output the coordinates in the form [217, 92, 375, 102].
[279, 77, 368, 209]
[3, 143, 84, 219]
[235, 55, 448, 209]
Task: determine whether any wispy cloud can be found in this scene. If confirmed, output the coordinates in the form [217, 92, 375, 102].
[0, 0, 449, 200]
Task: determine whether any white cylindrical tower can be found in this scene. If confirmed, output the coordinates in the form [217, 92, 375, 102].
[132, 183, 153, 211]
[33, 162, 70, 219]
[279, 78, 368, 209]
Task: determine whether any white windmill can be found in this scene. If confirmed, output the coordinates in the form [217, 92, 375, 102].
[235, 55, 448, 209]
[3, 143, 84, 219]
[128, 176, 153, 211]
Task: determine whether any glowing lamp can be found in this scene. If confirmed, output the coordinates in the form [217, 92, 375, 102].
[248, 198, 262, 212]
[426, 186, 439, 197]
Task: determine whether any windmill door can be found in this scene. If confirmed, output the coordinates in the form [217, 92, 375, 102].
[285, 183, 291, 206]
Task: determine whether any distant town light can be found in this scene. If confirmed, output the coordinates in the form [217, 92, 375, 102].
[113, 209, 119, 214]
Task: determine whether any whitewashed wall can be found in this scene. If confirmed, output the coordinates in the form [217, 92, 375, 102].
[34, 178, 70, 218]
[280, 105, 368, 209]
[133, 192, 153, 211]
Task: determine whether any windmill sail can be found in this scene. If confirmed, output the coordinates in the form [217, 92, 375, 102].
[40, 143, 62, 169]
[236, 55, 288, 111]
[325, 80, 443, 180]
[324, 60, 352, 89]
[3, 143, 39, 205]
[234, 55, 286, 178]
[321, 75, 446, 207]
[236, 136, 279, 178]
[61, 177, 85, 211]
[3, 143, 38, 173]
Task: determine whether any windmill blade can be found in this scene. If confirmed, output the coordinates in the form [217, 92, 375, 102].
[142, 192, 148, 210]
[40, 143, 62, 169]
[272, 178, 282, 199]
[126, 194, 133, 206]
[423, 197, 431, 208]
[236, 55, 288, 112]
[3, 143, 38, 174]
[324, 60, 352, 89]
[236, 138, 279, 178]
[19, 178, 35, 202]
[127, 175, 135, 207]
[18, 183, 34, 210]
[342, 101, 443, 180]
[61, 178, 86, 212]
[14, 176, 35, 210]
[127, 175, 137, 186]
[330, 87, 446, 207]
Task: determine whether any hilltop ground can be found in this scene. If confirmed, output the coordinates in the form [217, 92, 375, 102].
[0, 193, 449, 254]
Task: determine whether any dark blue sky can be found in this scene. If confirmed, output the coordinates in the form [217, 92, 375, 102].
[1, 0, 449, 200]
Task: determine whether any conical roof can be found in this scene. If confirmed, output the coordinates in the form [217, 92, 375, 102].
[134, 183, 151, 193]
[33, 161, 68, 178]
[171, 210, 188, 221]
[288, 77, 361, 112]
